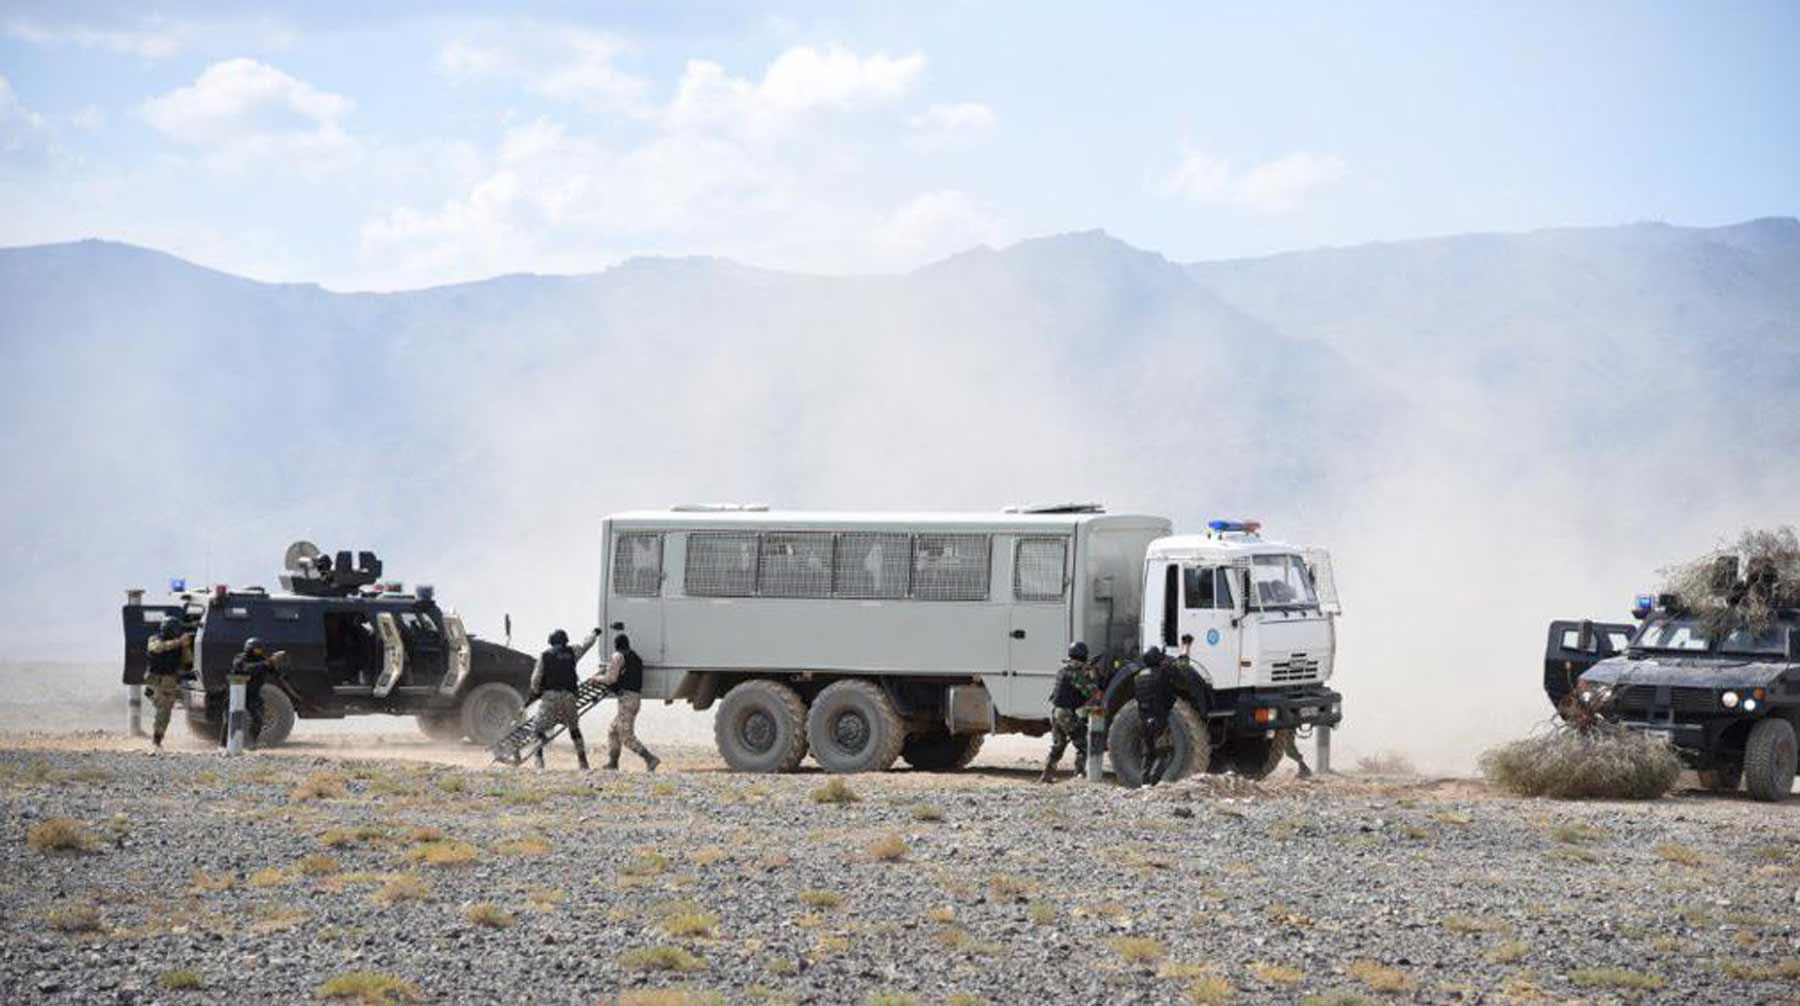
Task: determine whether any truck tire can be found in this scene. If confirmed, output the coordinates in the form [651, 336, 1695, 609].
[1107, 699, 1208, 787]
[1227, 730, 1288, 780]
[1697, 763, 1742, 792]
[714, 679, 809, 773]
[806, 679, 905, 773]
[255, 686, 296, 746]
[1744, 717, 1797, 802]
[901, 731, 985, 771]
[417, 710, 466, 743]
[461, 682, 525, 748]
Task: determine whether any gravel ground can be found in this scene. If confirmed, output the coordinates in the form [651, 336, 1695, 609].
[3, 740, 1799, 1006]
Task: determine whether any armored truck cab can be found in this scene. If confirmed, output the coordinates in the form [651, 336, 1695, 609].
[599, 506, 1343, 782]
[122, 545, 534, 746]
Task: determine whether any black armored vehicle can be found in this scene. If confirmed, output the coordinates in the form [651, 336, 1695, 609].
[122, 543, 534, 746]
[1551, 559, 1800, 801]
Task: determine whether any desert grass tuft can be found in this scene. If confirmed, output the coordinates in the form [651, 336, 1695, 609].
[810, 778, 860, 804]
[406, 840, 478, 867]
[1110, 936, 1167, 965]
[45, 902, 103, 933]
[316, 971, 421, 1004]
[1354, 751, 1416, 775]
[158, 969, 204, 991]
[910, 803, 944, 822]
[799, 890, 843, 910]
[465, 902, 514, 929]
[1250, 962, 1304, 986]
[26, 816, 95, 853]
[291, 772, 348, 801]
[867, 833, 909, 862]
[620, 945, 706, 973]
[1480, 723, 1682, 799]
[374, 873, 429, 904]
[1346, 960, 1412, 993]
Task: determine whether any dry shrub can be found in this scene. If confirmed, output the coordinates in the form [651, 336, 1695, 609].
[1187, 974, 1234, 1005]
[299, 854, 340, 877]
[249, 867, 289, 888]
[867, 833, 909, 862]
[406, 841, 477, 867]
[375, 873, 429, 904]
[1661, 527, 1800, 634]
[656, 900, 718, 938]
[810, 778, 860, 805]
[621, 945, 706, 973]
[27, 817, 95, 852]
[1110, 936, 1167, 965]
[494, 835, 551, 857]
[1347, 960, 1412, 993]
[158, 969, 203, 991]
[1480, 723, 1681, 799]
[620, 991, 725, 1006]
[46, 902, 103, 933]
[1250, 962, 1304, 986]
[910, 803, 944, 822]
[622, 851, 671, 877]
[316, 971, 420, 1004]
[799, 889, 843, 910]
[465, 902, 514, 929]
[292, 772, 348, 801]
[1353, 751, 1416, 776]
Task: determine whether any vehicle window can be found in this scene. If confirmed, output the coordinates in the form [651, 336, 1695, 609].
[1248, 555, 1319, 609]
[1607, 631, 1632, 652]
[1184, 566, 1226, 609]
[612, 533, 663, 597]
[832, 533, 910, 599]
[686, 533, 759, 597]
[1560, 629, 1581, 650]
[414, 613, 439, 635]
[1633, 618, 1710, 652]
[912, 534, 991, 601]
[142, 611, 171, 625]
[1721, 625, 1786, 656]
[759, 533, 833, 598]
[1014, 538, 1067, 602]
[399, 613, 441, 640]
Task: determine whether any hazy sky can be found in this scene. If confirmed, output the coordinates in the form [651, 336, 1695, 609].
[2, 1, 1796, 289]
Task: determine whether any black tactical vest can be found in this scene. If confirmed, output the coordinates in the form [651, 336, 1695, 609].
[540, 646, 578, 693]
[617, 649, 644, 693]
[1050, 661, 1086, 709]
[1134, 664, 1175, 720]
[148, 638, 181, 676]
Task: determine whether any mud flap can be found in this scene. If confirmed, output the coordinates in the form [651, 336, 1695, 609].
[373, 612, 407, 698]
[439, 614, 472, 697]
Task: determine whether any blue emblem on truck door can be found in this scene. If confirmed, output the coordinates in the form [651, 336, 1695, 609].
[1206, 628, 1220, 646]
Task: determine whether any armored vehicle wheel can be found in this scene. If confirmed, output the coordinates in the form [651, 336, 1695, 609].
[417, 710, 466, 743]
[806, 679, 905, 773]
[1697, 763, 1742, 792]
[461, 682, 525, 747]
[1744, 718, 1797, 802]
[1106, 699, 1208, 788]
[255, 686, 296, 746]
[1226, 730, 1289, 780]
[901, 731, 985, 771]
[715, 679, 809, 773]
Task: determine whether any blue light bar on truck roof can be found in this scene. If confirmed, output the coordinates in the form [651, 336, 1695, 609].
[1208, 519, 1263, 534]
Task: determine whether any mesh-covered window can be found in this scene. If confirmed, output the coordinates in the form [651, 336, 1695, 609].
[612, 533, 663, 597]
[1014, 538, 1068, 602]
[686, 533, 759, 596]
[759, 533, 834, 598]
[833, 533, 911, 599]
[912, 534, 991, 601]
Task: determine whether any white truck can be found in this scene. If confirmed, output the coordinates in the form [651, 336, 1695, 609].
[597, 505, 1341, 781]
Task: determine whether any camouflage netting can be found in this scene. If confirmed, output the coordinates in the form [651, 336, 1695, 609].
[1480, 723, 1683, 800]
[1660, 526, 1800, 635]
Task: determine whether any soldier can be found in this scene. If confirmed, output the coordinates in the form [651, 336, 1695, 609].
[600, 634, 660, 772]
[1134, 646, 1176, 786]
[1040, 641, 1100, 782]
[227, 638, 274, 748]
[144, 617, 191, 749]
[529, 628, 601, 770]
[1280, 731, 1314, 778]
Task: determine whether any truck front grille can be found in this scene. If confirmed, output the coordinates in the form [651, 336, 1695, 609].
[1270, 655, 1320, 683]
[1607, 685, 1718, 716]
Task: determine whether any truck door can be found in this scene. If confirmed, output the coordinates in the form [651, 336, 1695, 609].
[400, 611, 448, 686]
[122, 605, 182, 685]
[440, 614, 472, 696]
[1007, 537, 1073, 706]
[606, 531, 666, 662]
[1178, 565, 1241, 688]
[1543, 619, 1635, 709]
[372, 613, 408, 698]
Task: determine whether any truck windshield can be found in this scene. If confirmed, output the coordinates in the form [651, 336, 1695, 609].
[1249, 555, 1318, 610]
[1721, 625, 1788, 657]
[1632, 618, 1710, 652]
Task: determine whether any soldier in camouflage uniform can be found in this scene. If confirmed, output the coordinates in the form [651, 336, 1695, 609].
[529, 628, 601, 770]
[144, 617, 192, 749]
[601, 634, 660, 773]
[1041, 641, 1101, 782]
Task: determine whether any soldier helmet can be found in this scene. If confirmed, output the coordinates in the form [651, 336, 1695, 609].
[548, 629, 569, 647]
[1140, 646, 1165, 667]
[158, 618, 181, 639]
[244, 637, 263, 654]
[1067, 641, 1089, 661]
[614, 633, 631, 652]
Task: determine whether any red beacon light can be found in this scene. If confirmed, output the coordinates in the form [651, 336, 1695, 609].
[1207, 519, 1263, 535]
[213, 584, 229, 602]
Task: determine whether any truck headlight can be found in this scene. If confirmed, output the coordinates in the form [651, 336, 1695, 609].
[1722, 691, 1740, 709]
[1744, 698, 1759, 713]
[1579, 689, 1594, 705]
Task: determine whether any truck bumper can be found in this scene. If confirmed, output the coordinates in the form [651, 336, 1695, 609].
[1220, 686, 1344, 731]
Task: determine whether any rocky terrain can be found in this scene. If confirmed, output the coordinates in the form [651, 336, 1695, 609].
[2, 738, 1797, 1006]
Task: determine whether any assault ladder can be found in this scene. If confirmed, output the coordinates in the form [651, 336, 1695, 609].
[491, 678, 615, 765]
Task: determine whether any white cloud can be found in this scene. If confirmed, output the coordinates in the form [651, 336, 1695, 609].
[1157, 149, 1347, 213]
[141, 59, 356, 174]
[665, 45, 924, 136]
[68, 105, 106, 131]
[909, 102, 995, 134]
[438, 25, 648, 113]
[5, 16, 187, 60]
[0, 74, 51, 160]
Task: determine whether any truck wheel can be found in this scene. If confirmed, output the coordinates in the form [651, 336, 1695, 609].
[806, 679, 905, 773]
[461, 682, 524, 747]
[417, 711, 466, 743]
[901, 731, 985, 771]
[1107, 699, 1208, 787]
[715, 680, 809, 773]
[256, 686, 296, 746]
[1697, 763, 1742, 792]
[1743, 718, 1797, 802]
[1228, 730, 1288, 780]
